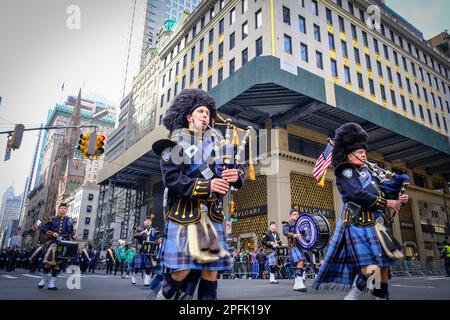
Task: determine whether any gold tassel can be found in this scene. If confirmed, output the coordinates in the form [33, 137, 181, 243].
[318, 169, 326, 187]
[248, 133, 256, 181]
[232, 125, 239, 145]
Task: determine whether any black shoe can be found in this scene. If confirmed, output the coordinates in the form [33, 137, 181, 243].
[48, 287, 58, 291]
[38, 285, 45, 289]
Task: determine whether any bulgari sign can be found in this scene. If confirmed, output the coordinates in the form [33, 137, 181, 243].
[236, 206, 267, 218]
[296, 206, 335, 218]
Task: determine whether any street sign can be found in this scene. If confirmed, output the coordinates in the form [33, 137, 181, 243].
[225, 221, 232, 235]
[4, 137, 11, 161]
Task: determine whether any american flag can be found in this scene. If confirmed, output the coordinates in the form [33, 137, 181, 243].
[312, 143, 333, 182]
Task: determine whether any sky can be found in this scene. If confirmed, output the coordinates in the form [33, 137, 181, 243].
[0, 0, 449, 204]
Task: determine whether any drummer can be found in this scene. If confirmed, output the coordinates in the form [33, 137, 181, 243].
[261, 222, 284, 284]
[133, 215, 160, 286]
[38, 202, 77, 290]
[283, 208, 307, 292]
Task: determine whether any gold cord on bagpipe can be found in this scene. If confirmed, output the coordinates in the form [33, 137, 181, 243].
[208, 113, 256, 180]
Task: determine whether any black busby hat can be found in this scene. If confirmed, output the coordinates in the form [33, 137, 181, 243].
[332, 122, 368, 169]
[162, 89, 217, 132]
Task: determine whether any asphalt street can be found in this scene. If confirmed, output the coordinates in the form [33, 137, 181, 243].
[1, 269, 449, 300]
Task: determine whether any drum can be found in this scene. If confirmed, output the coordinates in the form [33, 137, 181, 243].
[55, 240, 78, 260]
[276, 246, 289, 257]
[294, 213, 330, 250]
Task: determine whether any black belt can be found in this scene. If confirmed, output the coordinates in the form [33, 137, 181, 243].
[342, 202, 376, 227]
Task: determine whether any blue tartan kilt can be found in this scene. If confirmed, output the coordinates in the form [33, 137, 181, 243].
[133, 253, 152, 269]
[159, 219, 231, 271]
[290, 247, 306, 263]
[313, 211, 396, 291]
[267, 252, 277, 266]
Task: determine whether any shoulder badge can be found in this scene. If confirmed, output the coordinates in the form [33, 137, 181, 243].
[342, 168, 353, 178]
[161, 147, 172, 162]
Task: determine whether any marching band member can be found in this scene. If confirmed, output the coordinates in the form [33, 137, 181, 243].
[283, 208, 307, 292]
[105, 245, 116, 275]
[38, 203, 77, 290]
[80, 243, 91, 274]
[29, 241, 45, 274]
[151, 89, 245, 300]
[261, 222, 283, 284]
[313, 123, 409, 300]
[133, 216, 159, 286]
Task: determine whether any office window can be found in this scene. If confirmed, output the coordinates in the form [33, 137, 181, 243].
[380, 24, 385, 36]
[312, 0, 319, 16]
[337, 0, 342, 6]
[349, 2, 354, 15]
[229, 32, 235, 50]
[283, 6, 291, 25]
[230, 7, 235, 25]
[316, 51, 323, 69]
[191, 46, 195, 60]
[192, 25, 197, 38]
[365, 54, 372, 70]
[182, 75, 186, 89]
[198, 60, 203, 76]
[242, 0, 248, 13]
[357, 72, 364, 90]
[380, 84, 386, 101]
[427, 109, 432, 123]
[219, 43, 224, 59]
[218, 68, 223, 83]
[167, 88, 171, 102]
[207, 76, 213, 90]
[83, 230, 89, 240]
[168, 68, 172, 82]
[208, 52, 213, 69]
[354, 47, 360, 64]
[210, 7, 215, 19]
[390, 30, 395, 42]
[423, 88, 428, 102]
[387, 66, 392, 82]
[159, 115, 162, 125]
[299, 15, 306, 33]
[341, 41, 348, 57]
[331, 59, 338, 77]
[328, 33, 335, 50]
[87, 205, 92, 213]
[200, 38, 204, 53]
[411, 100, 416, 115]
[255, 10, 262, 29]
[369, 79, 375, 95]
[85, 217, 91, 225]
[284, 34, 292, 54]
[338, 16, 345, 32]
[219, 18, 224, 34]
[344, 66, 351, 83]
[162, 74, 166, 87]
[377, 61, 383, 76]
[373, 38, 379, 53]
[242, 48, 248, 65]
[399, 36, 403, 48]
[401, 95, 406, 111]
[383, 44, 389, 59]
[300, 43, 308, 62]
[201, 16, 205, 29]
[362, 31, 368, 46]
[391, 90, 397, 106]
[229, 58, 235, 74]
[220, 0, 225, 10]
[359, 8, 364, 21]
[176, 61, 180, 75]
[209, 29, 214, 44]
[326, 8, 332, 25]
[402, 57, 408, 70]
[314, 24, 321, 42]
[393, 51, 399, 65]
[160, 94, 164, 108]
[397, 72, 402, 88]
[415, 83, 420, 98]
[88, 194, 94, 201]
[256, 37, 263, 57]
[406, 78, 411, 93]
[242, 21, 248, 40]
[351, 24, 357, 39]
[183, 54, 187, 68]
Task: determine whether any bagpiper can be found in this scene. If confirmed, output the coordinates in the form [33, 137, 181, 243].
[261, 221, 283, 284]
[313, 123, 409, 300]
[151, 89, 245, 300]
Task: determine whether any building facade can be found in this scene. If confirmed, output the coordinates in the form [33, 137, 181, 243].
[0, 187, 22, 246]
[98, 0, 450, 260]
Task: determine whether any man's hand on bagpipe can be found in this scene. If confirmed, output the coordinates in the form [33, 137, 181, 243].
[221, 168, 239, 183]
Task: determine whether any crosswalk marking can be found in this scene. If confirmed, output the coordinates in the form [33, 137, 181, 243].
[2, 275, 18, 279]
[392, 284, 435, 289]
[21, 274, 42, 279]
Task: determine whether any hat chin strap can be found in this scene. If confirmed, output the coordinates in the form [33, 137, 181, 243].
[350, 152, 366, 167]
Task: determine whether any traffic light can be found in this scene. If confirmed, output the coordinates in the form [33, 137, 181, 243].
[95, 134, 106, 157]
[10, 124, 25, 149]
[87, 132, 97, 156]
[230, 200, 236, 214]
[78, 133, 90, 157]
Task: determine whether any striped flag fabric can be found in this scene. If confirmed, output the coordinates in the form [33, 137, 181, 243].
[312, 143, 333, 186]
